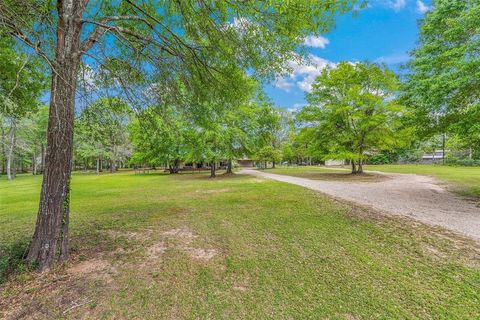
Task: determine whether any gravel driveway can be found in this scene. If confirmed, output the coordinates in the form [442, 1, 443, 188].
[239, 169, 480, 242]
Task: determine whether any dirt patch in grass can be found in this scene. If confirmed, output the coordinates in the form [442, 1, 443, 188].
[0, 225, 221, 319]
[185, 248, 218, 260]
[143, 226, 219, 263]
[195, 188, 231, 194]
[0, 256, 116, 319]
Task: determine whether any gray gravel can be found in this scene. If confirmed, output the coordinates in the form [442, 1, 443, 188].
[239, 169, 480, 242]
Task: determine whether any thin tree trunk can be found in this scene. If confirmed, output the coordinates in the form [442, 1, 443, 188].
[40, 143, 45, 173]
[1, 125, 6, 174]
[6, 121, 16, 181]
[357, 150, 364, 174]
[357, 160, 363, 174]
[168, 159, 179, 174]
[32, 147, 37, 175]
[351, 160, 357, 174]
[272, 160, 276, 169]
[210, 162, 216, 178]
[96, 157, 100, 174]
[226, 159, 233, 174]
[27, 0, 85, 271]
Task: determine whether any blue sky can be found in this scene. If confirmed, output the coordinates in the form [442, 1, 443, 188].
[265, 0, 432, 110]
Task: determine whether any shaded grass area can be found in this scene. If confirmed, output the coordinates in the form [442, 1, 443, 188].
[366, 164, 480, 197]
[269, 166, 386, 182]
[0, 171, 479, 319]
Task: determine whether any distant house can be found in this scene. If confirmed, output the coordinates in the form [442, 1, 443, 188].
[325, 159, 345, 166]
[175, 159, 255, 170]
[422, 150, 445, 163]
[237, 157, 256, 167]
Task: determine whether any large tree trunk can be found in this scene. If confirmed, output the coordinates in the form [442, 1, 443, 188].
[272, 160, 276, 169]
[27, 0, 85, 271]
[210, 162, 216, 178]
[226, 159, 233, 174]
[6, 120, 16, 181]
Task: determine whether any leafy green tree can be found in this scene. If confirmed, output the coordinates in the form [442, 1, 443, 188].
[129, 106, 190, 174]
[256, 145, 283, 169]
[76, 98, 131, 173]
[252, 101, 284, 167]
[0, 0, 357, 269]
[403, 0, 480, 154]
[299, 62, 408, 173]
[0, 34, 44, 180]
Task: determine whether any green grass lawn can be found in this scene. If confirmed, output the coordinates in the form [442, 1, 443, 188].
[365, 164, 480, 197]
[1, 171, 479, 319]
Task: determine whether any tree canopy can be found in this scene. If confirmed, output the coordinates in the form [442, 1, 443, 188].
[298, 62, 408, 173]
[403, 0, 480, 148]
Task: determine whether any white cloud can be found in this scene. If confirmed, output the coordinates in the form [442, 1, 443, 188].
[303, 35, 330, 49]
[375, 52, 410, 65]
[391, 0, 407, 11]
[287, 103, 307, 113]
[274, 77, 295, 92]
[416, 0, 430, 14]
[371, 0, 406, 11]
[274, 54, 336, 93]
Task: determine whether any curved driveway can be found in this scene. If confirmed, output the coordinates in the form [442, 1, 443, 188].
[239, 169, 480, 242]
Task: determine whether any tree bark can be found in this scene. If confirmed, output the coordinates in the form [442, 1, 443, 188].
[210, 162, 216, 178]
[357, 149, 364, 174]
[226, 159, 233, 174]
[40, 143, 45, 173]
[168, 159, 179, 174]
[6, 120, 16, 181]
[351, 160, 357, 174]
[357, 159, 363, 174]
[32, 147, 37, 175]
[1, 124, 6, 174]
[109, 160, 115, 173]
[272, 160, 276, 169]
[27, 0, 86, 271]
[96, 157, 100, 174]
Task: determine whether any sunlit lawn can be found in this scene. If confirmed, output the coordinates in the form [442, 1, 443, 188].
[269, 164, 480, 198]
[0, 171, 479, 319]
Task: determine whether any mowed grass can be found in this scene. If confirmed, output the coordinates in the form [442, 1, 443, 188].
[365, 164, 480, 197]
[0, 171, 479, 319]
